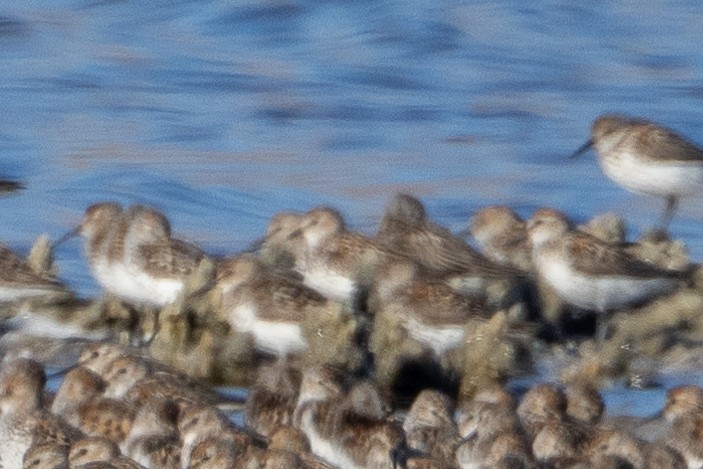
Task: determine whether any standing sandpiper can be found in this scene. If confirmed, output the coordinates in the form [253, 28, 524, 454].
[527, 208, 684, 339]
[572, 114, 703, 231]
[71, 202, 209, 308]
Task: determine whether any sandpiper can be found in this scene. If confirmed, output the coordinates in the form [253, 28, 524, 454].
[572, 114, 703, 230]
[96, 351, 222, 409]
[244, 363, 301, 438]
[0, 359, 76, 469]
[0, 243, 68, 304]
[564, 384, 604, 426]
[469, 206, 532, 272]
[257, 211, 305, 271]
[376, 193, 518, 279]
[22, 442, 68, 469]
[216, 255, 320, 358]
[101, 355, 151, 400]
[50, 366, 106, 425]
[455, 389, 531, 468]
[402, 390, 461, 465]
[75, 395, 136, 444]
[527, 208, 683, 339]
[370, 261, 489, 394]
[121, 397, 181, 468]
[187, 436, 246, 469]
[290, 206, 392, 305]
[69, 436, 120, 465]
[69, 436, 143, 468]
[371, 261, 487, 355]
[78, 342, 141, 376]
[661, 385, 703, 468]
[293, 366, 404, 469]
[178, 404, 249, 469]
[75, 203, 209, 308]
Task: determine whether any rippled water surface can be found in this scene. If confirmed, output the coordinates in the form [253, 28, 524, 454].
[4, 0, 703, 412]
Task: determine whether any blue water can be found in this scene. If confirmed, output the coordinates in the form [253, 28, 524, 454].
[4, 0, 703, 414]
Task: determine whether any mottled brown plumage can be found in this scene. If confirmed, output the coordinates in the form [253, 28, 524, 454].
[376, 194, 519, 278]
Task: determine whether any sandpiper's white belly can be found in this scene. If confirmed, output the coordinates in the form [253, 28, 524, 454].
[230, 303, 307, 356]
[92, 259, 142, 303]
[539, 256, 677, 312]
[297, 406, 358, 469]
[132, 270, 183, 306]
[92, 256, 182, 307]
[302, 266, 357, 304]
[600, 150, 703, 197]
[403, 317, 465, 356]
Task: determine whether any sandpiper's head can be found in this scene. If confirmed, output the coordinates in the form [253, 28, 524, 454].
[253, 363, 301, 396]
[177, 404, 229, 439]
[126, 204, 171, 242]
[78, 342, 132, 375]
[404, 389, 454, 432]
[565, 385, 604, 426]
[79, 202, 123, 239]
[256, 212, 306, 268]
[591, 114, 637, 140]
[21, 443, 68, 469]
[294, 207, 345, 251]
[457, 393, 520, 442]
[343, 380, 390, 420]
[101, 355, 150, 399]
[216, 254, 262, 290]
[517, 383, 567, 429]
[0, 357, 45, 414]
[584, 429, 644, 468]
[382, 193, 426, 227]
[470, 206, 524, 244]
[189, 436, 245, 469]
[51, 366, 105, 415]
[68, 437, 120, 466]
[526, 209, 570, 247]
[298, 365, 343, 402]
[265, 212, 303, 239]
[663, 385, 703, 422]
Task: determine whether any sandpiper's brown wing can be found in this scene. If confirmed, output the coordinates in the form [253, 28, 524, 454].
[380, 221, 517, 278]
[138, 238, 206, 278]
[568, 233, 684, 279]
[32, 410, 80, 446]
[636, 122, 703, 163]
[404, 281, 486, 326]
[254, 276, 321, 323]
[0, 244, 63, 289]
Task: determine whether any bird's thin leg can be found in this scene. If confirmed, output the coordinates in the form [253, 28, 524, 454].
[595, 311, 611, 343]
[657, 195, 678, 232]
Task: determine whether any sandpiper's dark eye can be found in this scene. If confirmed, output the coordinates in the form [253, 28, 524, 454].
[32, 459, 40, 466]
[118, 368, 127, 374]
[78, 448, 87, 456]
[91, 351, 99, 359]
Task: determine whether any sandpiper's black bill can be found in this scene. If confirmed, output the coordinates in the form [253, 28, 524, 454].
[53, 226, 80, 248]
[570, 139, 594, 158]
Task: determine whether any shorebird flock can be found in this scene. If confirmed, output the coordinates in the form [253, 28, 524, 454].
[1, 113, 703, 468]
